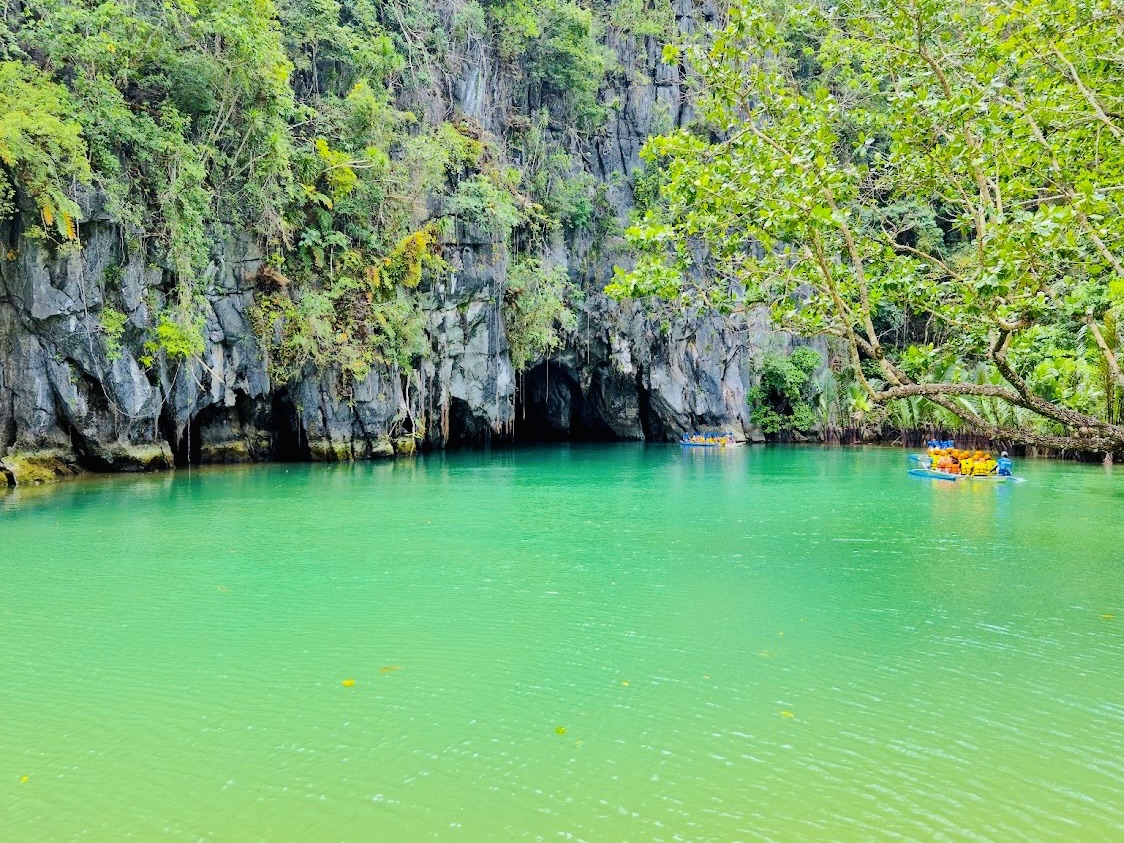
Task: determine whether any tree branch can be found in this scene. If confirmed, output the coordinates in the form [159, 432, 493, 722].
[1087, 315, 1124, 390]
[989, 329, 1124, 437]
[1050, 45, 1124, 141]
[873, 382, 1021, 402]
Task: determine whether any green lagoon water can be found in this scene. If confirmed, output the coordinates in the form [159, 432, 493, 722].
[2, 445, 1123, 841]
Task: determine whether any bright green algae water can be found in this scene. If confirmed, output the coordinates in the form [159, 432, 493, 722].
[2, 445, 1123, 841]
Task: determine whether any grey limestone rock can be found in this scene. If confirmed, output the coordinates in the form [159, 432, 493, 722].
[0, 2, 800, 484]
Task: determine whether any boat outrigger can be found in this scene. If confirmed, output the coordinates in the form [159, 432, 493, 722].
[680, 431, 740, 447]
[908, 468, 1010, 482]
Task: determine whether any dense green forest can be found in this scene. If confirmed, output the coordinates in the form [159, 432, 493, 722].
[612, 0, 1124, 453]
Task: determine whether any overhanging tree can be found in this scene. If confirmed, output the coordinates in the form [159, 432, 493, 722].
[609, 0, 1124, 453]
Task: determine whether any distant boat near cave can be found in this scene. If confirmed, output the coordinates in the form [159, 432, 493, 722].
[680, 432, 741, 447]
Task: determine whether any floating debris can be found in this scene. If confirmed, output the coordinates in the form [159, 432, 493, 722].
[780, 710, 795, 719]
[341, 679, 356, 687]
[20, 775, 29, 783]
[621, 681, 629, 687]
[1101, 614, 1115, 620]
[555, 726, 567, 735]
[379, 666, 402, 673]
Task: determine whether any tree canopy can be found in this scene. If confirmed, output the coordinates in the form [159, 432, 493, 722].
[611, 0, 1124, 452]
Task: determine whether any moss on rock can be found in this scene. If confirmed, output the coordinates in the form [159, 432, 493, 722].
[199, 441, 253, 463]
[0, 449, 83, 486]
[93, 442, 174, 472]
[308, 439, 353, 462]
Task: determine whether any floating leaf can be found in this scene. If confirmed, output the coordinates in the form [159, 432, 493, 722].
[341, 679, 355, 687]
[555, 726, 567, 735]
[780, 710, 795, 719]
[379, 665, 402, 673]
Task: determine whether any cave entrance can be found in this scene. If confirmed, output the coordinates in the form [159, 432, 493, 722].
[445, 397, 494, 448]
[167, 391, 309, 466]
[271, 390, 310, 462]
[172, 403, 225, 467]
[513, 361, 591, 443]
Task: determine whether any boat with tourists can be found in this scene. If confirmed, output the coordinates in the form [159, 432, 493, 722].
[908, 441, 1018, 482]
[680, 431, 740, 447]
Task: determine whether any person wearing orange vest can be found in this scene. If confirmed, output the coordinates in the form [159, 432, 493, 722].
[948, 450, 961, 474]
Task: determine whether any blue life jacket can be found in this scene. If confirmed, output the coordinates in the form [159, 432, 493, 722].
[997, 456, 1013, 476]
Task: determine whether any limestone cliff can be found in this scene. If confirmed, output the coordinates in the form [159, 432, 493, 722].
[0, 0, 790, 485]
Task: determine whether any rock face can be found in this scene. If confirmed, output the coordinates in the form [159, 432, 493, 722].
[0, 1, 792, 485]
[513, 296, 766, 444]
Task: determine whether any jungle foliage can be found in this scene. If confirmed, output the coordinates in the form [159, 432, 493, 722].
[503, 257, 579, 370]
[0, 0, 636, 380]
[748, 347, 822, 435]
[611, 0, 1124, 453]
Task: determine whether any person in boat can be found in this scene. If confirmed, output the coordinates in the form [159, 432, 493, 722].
[959, 451, 975, 476]
[937, 451, 955, 473]
[928, 448, 940, 469]
[974, 452, 998, 475]
[997, 451, 1013, 476]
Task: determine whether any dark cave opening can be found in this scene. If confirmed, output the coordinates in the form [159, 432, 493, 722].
[174, 403, 218, 467]
[446, 396, 495, 448]
[168, 391, 309, 466]
[513, 360, 601, 443]
[271, 390, 310, 462]
[634, 370, 655, 441]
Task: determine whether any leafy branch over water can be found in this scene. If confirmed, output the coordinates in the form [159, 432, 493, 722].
[611, 0, 1124, 453]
